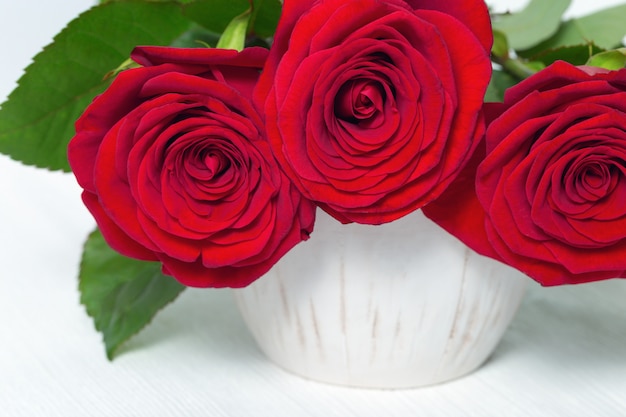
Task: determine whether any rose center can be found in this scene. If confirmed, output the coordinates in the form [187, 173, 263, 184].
[335, 79, 385, 128]
[203, 151, 230, 179]
[179, 144, 232, 183]
[574, 161, 615, 199]
[582, 165, 605, 188]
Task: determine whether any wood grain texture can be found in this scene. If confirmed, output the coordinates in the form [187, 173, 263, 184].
[234, 209, 528, 388]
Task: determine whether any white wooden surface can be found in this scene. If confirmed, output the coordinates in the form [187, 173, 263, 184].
[1, 1, 626, 416]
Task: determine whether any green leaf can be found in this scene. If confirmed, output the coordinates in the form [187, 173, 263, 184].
[557, 5, 626, 49]
[485, 70, 518, 103]
[521, 5, 626, 57]
[183, 0, 282, 41]
[586, 48, 626, 70]
[251, 0, 282, 38]
[216, 10, 252, 51]
[564, 8, 626, 49]
[79, 229, 186, 360]
[183, 0, 250, 35]
[491, 0, 571, 51]
[170, 23, 221, 48]
[0, 1, 191, 171]
[527, 43, 604, 67]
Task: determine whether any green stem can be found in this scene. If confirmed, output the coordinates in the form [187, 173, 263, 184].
[494, 56, 539, 80]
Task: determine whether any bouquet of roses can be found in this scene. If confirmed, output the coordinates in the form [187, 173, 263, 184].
[1, 0, 625, 358]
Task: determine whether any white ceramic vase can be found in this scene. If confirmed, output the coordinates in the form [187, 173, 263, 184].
[233, 208, 528, 389]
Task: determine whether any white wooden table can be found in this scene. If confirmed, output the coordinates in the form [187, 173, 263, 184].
[1, 1, 626, 415]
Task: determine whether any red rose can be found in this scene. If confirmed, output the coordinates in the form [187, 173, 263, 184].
[68, 46, 315, 288]
[425, 61, 626, 286]
[254, 0, 492, 224]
